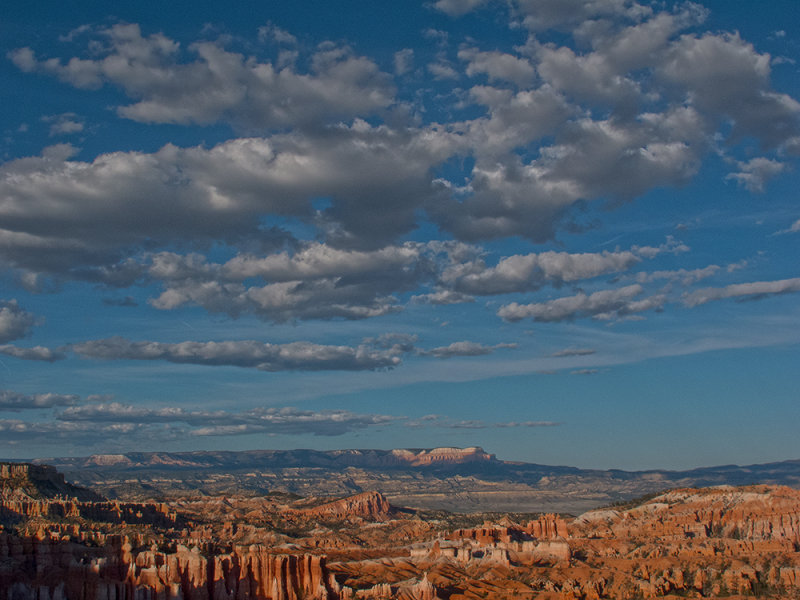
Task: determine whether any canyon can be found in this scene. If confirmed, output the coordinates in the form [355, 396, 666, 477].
[30, 448, 800, 514]
[2, 460, 800, 599]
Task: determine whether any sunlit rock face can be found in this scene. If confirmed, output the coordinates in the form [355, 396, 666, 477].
[2, 463, 800, 599]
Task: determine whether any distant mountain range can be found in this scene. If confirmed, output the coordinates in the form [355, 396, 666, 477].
[22, 447, 800, 514]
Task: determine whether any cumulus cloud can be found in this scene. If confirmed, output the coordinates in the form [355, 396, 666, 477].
[514, 0, 655, 32]
[0, 345, 66, 362]
[0, 390, 78, 411]
[257, 22, 298, 46]
[441, 240, 681, 296]
[436, 108, 707, 242]
[458, 48, 536, 86]
[428, 61, 460, 80]
[660, 32, 800, 148]
[683, 277, 800, 307]
[426, 4, 797, 243]
[433, 0, 491, 17]
[394, 49, 414, 75]
[460, 85, 572, 158]
[411, 289, 475, 305]
[0, 124, 461, 283]
[725, 157, 786, 193]
[0, 300, 38, 343]
[10, 24, 394, 130]
[43, 113, 85, 137]
[145, 241, 442, 322]
[4, 11, 798, 292]
[498, 284, 666, 322]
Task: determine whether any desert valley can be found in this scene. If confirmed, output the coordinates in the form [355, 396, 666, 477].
[3, 448, 800, 599]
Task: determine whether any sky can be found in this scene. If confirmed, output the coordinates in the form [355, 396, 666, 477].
[0, 0, 798, 470]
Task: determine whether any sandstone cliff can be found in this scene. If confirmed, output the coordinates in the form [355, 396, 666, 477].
[1, 535, 340, 600]
[3, 462, 800, 599]
[299, 492, 393, 521]
[0, 463, 102, 502]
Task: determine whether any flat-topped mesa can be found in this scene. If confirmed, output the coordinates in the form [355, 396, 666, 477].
[86, 454, 134, 467]
[302, 491, 393, 521]
[391, 446, 496, 466]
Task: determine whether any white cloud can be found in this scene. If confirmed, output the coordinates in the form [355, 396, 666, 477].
[459, 48, 536, 86]
[0, 300, 38, 343]
[418, 340, 517, 358]
[436, 107, 706, 242]
[394, 48, 414, 75]
[774, 219, 800, 235]
[433, 0, 491, 17]
[463, 85, 572, 157]
[57, 402, 396, 437]
[11, 23, 394, 130]
[0, 345, 66, 362]
[725, 157, 786, 193]
[660, 32, 800, 147]
[684, 277, 800, 307]
[445, 247, 641, 295]
[441, 239, 684, 296]
[71, 336, 409, 371]
[0, 124, 462, 283]
[514, 0, 653, 32]
[0, 390, 78, 411]
[428, 61, 460, 80]
[43, 113, 85, 137]
[498, 284, 666, 322]
[257, 22, 298, 46]
[145, 242, 432, 320]
[634, 265, 721, 286]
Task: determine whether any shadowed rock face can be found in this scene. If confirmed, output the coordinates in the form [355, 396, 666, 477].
[0, 536, 339, 600]
[0, 462, 102, 502]
[3, 463, 800, 599]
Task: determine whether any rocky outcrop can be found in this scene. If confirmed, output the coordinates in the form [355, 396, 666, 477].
[389, 447, 495, 467]
[525, 513, 569, 539]
[0, 499, 180, 527]
[0, 463, 102, 502]
[300, 492, 392, 521]
[4, 462, 800, 600]
[577, 485, 800, 545]
[0, 535, 340, 600]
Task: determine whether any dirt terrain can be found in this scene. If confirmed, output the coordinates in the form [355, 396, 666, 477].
[2, 462, 800, 599]
[31, 447, 800, 514]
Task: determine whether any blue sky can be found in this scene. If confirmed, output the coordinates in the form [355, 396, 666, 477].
[0, 0, 798, 469]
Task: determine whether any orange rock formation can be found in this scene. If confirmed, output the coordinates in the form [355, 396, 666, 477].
[2, 462, 800, 600]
